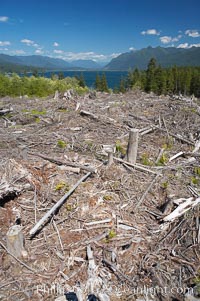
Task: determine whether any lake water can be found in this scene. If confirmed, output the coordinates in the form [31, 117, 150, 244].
[44, 71, 128, 89]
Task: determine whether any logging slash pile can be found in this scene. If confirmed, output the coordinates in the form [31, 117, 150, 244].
[0, 90, 200, 301]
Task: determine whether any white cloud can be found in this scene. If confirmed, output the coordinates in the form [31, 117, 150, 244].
[35, 49, 44, 54]
[0, 41, 11, 46]
[53, 42, 59, 47]
[173, 35, 182, 42]
[21, 39, 35, 46]
[190, 43, 200, 47]
[177, 43, 200, 49]
[160, 35, 182, 44]
[109, 53, 121, 59]
[54, 49, 64, 54]
[185, 29, 200, 38]
[190, 43, 200, 48]
[177, 43, 189, 48]
[129, 47, 136, 51]
[160, 36, 172, 44]
[8, 49, 26, 55]
[21, 39, 40, 48]
[53, 51, 120, 62]
[141, 29, 160, 36]
[14, 50, 26, 54]
[0, 16, 9, 22]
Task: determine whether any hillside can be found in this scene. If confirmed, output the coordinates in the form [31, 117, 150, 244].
[0, 54, 102, 72]
[105, 46, 200, 70]
[0, 54, 43, 73]
[71, 59, 102, 69]
[18, 55, 73, 70]
[0, 90, 200, 300]
[1, 46, 200, 73]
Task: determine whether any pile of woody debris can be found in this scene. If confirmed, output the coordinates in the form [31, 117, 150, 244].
[0, 90, 200, 301]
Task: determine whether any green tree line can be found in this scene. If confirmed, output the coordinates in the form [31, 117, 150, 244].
[0, 73, 88, 97]
[123, 58, 200, 97]
[94, 73, 109, 92]
[0, 60, 199, 97]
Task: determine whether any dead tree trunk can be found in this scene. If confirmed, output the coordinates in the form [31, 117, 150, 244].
[126, 129, 139, 164]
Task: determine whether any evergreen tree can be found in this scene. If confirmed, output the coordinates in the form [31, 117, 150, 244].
[101, 73, 109, 92]
[154, 66, 166, 95]
[78, 73, 86, 88]
[172, 66, 179, 94]
[126, 69, 134, 89]
[190, 69, 200, 97]
[145, 58, 157, 93]
[165, 68, 174, 95]
[181, 67, 192, 95]
[95, 73, 101, 91]
[126, 68, 142, 89]
[58, 72, 64, 80]
[32, 69, 39, 77]
[119, 78, 126, 93]
[0, 74, 10, 96]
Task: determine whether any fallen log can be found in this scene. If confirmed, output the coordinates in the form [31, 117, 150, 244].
[153, 125, 194, 146]
[163, 197, 200, 222]
[80, 110, 98, 120]
[29, 172, 92, 236]
[0, 107, 13, 115]
[29, 152, 97, 173]
[114, 157, 158, 175]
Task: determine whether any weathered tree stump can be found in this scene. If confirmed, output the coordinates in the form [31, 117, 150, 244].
[107, 150, 114, 167]
[126, 129, 139, 164]
[6, 225, 27, 258]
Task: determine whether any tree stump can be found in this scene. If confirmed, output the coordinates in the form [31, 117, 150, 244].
[107, 150, 114, 167]
[126, 129, 139, 164]
[6, 225, 27, 258]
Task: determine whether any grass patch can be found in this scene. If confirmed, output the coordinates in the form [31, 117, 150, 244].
[30, 109, 46, 115]
[141, 153, 153, 166]
[57, 140, 67, 148]
[55, 181, 70, 192]
[115, 140, 126, 156]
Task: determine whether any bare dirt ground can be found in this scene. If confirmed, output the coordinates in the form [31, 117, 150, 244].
[0, 90, 200, 301]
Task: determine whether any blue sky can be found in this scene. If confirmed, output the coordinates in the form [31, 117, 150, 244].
[0, 0, 200, 62]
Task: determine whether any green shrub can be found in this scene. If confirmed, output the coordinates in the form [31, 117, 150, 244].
[141, 153, 153, 166]
[0, 73, 89, 97]
[115, 140, 126, 156]
[57, 140, 67, 148]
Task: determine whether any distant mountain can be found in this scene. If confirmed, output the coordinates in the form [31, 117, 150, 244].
[17, 55, 73, 70]
[0, 54, 105, 72]
[104, 46, 200, 70]
[0, 54, 43, 73]
[0, 54, 74, 72]
[0, 54, 23, 65]
[71, 59, 101, 69]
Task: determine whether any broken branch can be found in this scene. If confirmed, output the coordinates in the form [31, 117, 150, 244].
[163, 197, 200, 222]
[29, 172, 92, 236]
